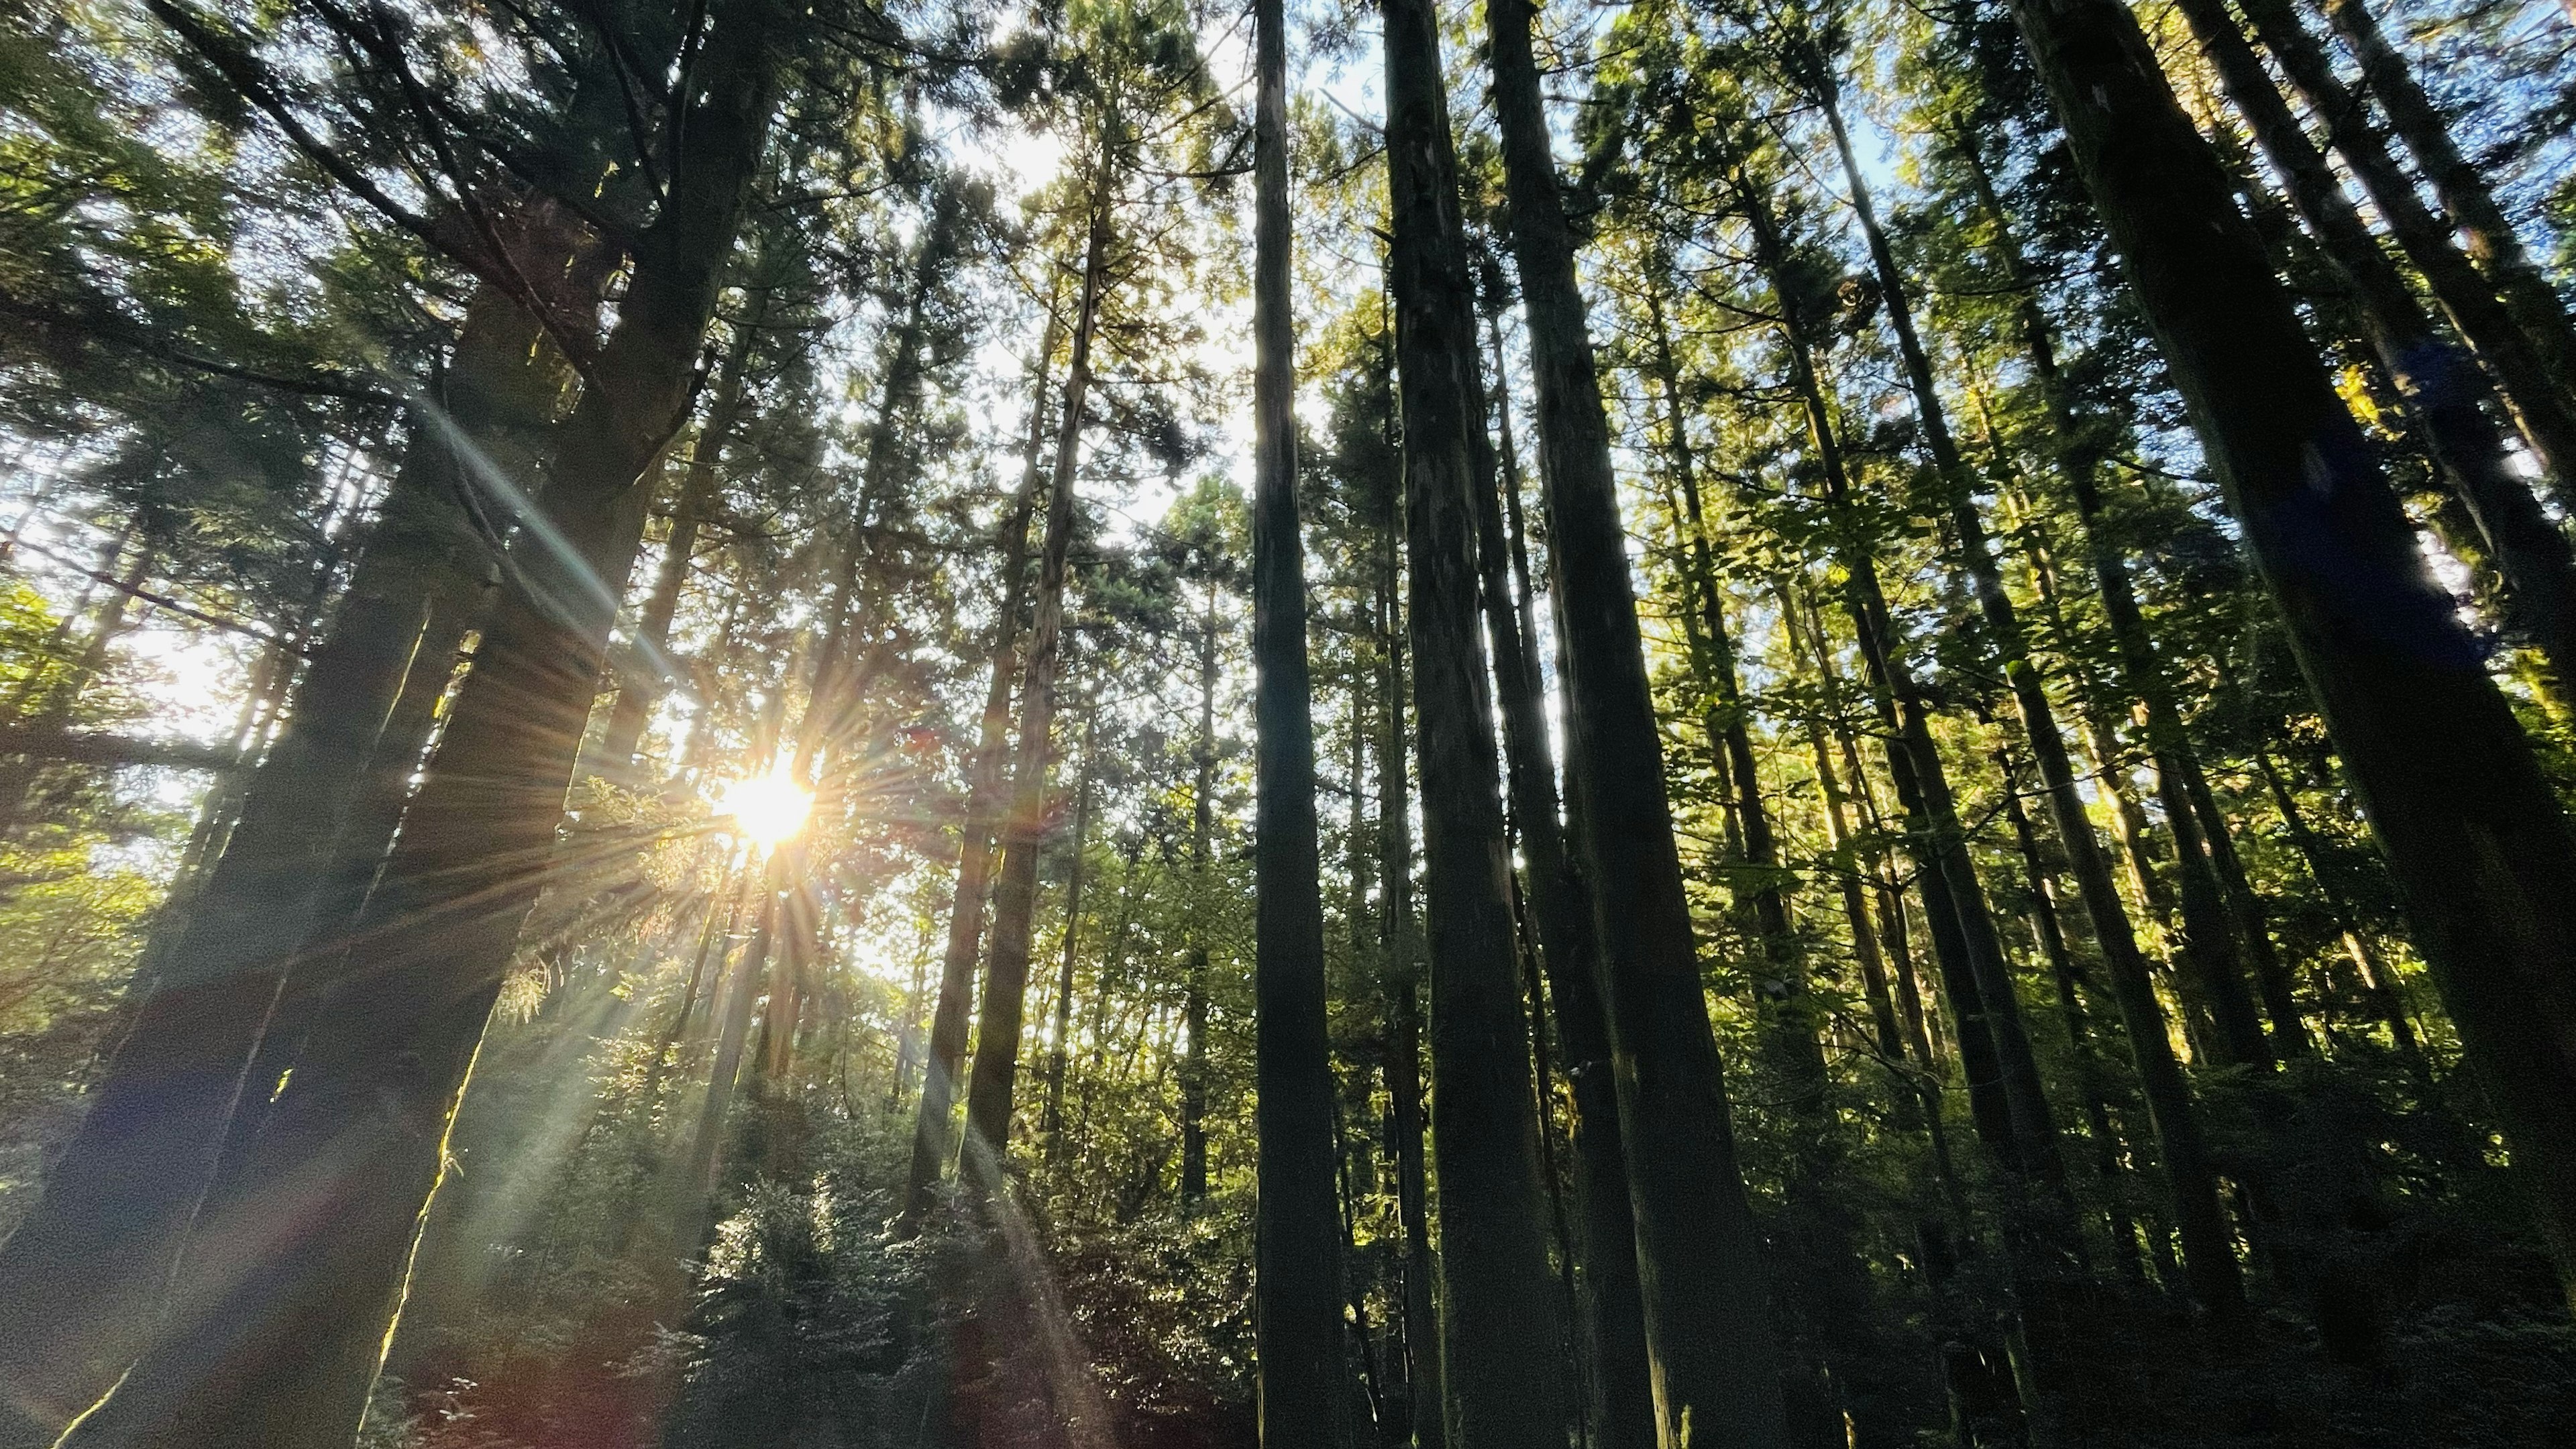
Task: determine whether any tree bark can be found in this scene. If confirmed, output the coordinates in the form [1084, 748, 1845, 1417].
[2008, 0, 2576, 1313]
[1479, 0, 1792, 1440]
[1248, 1, 1356, 1424]
[53, 6, 784, 1439]
[1483, 309, 1656, 1449]
[1382, 1, 1570, 1439]
[1375, 480, 1447, 1449]
[961, 174, 1110, 1187]
[0, 272, 545, 1444]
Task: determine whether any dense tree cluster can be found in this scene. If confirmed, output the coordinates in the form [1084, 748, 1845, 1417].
[0, 0, 2574, 1444]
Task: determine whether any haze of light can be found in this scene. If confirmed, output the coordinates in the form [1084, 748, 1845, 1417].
[718, 764, 812, 849]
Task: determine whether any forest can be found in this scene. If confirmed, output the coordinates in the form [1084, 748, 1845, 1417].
[1, 0, 2575, 1442]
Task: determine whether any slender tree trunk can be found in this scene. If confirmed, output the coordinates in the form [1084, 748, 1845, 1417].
[2008, 0, 2576, 1313]
[54, 9, 783, 1440]
[1382, 3, 1570, 1439]
[1818, 81, 2245, 1317]
[1180, 582, 1217, 1205]
[2171, 0, 2576, 710]
[2318, 0, 2576, 396]
[675, 849, 784, 1242]
[596, 277, 771, 773]
[1484, 310, 1656, 1449]
[899, 299, 1060, 1224]
[1481, 0, 1790, 1438]
[1376, 491, 1446, 1449]
[1042, 720, 1097, 1155]
[1998, 750, 2150, 1286]
[1741, 173, 2066, 1192]
[1248, 5, 1355, 1423]
[961, 176, 1110, 1185]
[2233, 0, 2576, 493]
[0, 274, 549, 1444]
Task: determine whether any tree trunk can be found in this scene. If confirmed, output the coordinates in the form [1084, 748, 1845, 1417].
[2173, 0, 2576, 710]
[1042, 720, 1097, 1155]
[0, 274, 545, 1444]
[1994, 755, 2148, 1285]
[53, 7, 783, 1439]
[1483, 307, 1656, 1449]
[1381, 2, 1570, 1439]
[1480, 0, 1791, 1439]
[1180, 580, 1217, 1205]
[899, 299, 1059, 1224]
[2233, 0, 2576, 494]
[2318, 0, 2576, 398]
[1819, 79, 2245, 1315]
[2008, 0, 2576, 1313]
[1248, 1, 1356, 1423]
[961, 176, 1110, 1187]
[1375, 488, 1447, 1449]
[595, 276, 771, 773]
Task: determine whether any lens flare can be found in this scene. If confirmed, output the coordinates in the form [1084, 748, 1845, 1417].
[718, 764, 812, 849]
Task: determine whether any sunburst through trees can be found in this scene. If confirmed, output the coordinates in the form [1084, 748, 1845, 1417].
[1, 0, 2575, 1445]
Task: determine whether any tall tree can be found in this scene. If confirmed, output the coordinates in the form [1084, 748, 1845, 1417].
[2006, 0, 2576, 1313]
[1248, 0, 1352, 1431]
[50, 2, 787, 1439]
[1381, 0, 1572, 1438]
[1481, 0, 1792, 1440]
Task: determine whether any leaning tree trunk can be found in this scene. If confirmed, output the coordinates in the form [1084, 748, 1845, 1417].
[595, 276, 771, 773]
[1817, 71, 2246, 1317]
[2171, 0, 2576, 712]
[1247, 0, 1356, 1426]
[2233, 0, 2576, 496]
[899, 299, 1061, 1224]
[0, 269, 559, 1445]
[2008, 0, 2576, 1315]
[960, 174, 1110, 1184]
[52, 8, 784, 1443]
[2318, 0, 2576, 399]
[1481, 0, 1790, 1440]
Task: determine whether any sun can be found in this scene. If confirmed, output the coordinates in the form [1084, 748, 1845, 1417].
[718, 763, 812, 849]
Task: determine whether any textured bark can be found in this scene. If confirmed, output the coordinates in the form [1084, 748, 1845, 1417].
[53, 7, 782, 1439]
[1247, 0, 1355, 1424]
[2008, 0, 2576, 1312]
[1480, 0, 1790, 1440]
[1382, 0, 1570, 1438]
